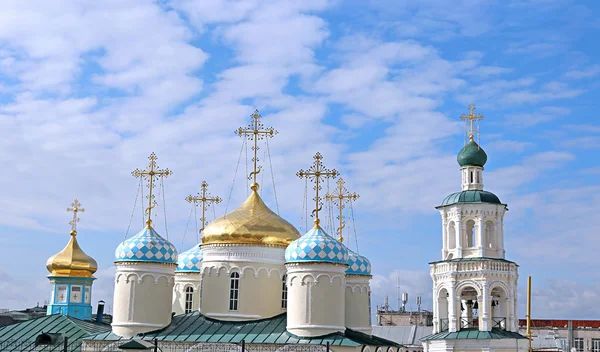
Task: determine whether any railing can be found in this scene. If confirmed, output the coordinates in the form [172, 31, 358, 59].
[439, 318, 449, 331]
[460, 317, 479, 329]
[492, 317, 507, 330]
[433, 261, 513, 274]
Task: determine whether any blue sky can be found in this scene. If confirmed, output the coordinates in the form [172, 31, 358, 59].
[0, 0, 599, 320]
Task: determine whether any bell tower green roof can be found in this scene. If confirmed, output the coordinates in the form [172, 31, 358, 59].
[457, 138, 487, 167]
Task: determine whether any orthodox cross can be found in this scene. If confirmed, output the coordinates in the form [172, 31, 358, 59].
[66, 199, 85, 235]
[460, 104, 484, 141]
[185, 181, 222, 234]
[325, 178, 359, 242]
[132, 153, 173, 227]
[297, 152, 338, 226]
[235, 109, 278, 188]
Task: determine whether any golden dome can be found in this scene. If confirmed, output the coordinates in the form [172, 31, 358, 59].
[202, 184, 300, 247]
[46, 230, 98, 278]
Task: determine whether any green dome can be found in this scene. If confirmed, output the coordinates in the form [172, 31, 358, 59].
[439, 190, 502, 207]
[457, 139, 487, 167]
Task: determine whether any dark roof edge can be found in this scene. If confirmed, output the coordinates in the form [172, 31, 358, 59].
[428, 257, 518, 266]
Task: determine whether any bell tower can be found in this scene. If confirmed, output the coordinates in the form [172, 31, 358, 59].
[423, 106, 527, 352]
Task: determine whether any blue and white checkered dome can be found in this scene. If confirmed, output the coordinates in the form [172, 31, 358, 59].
[285, 225, 349, 265]
[346, 249, 371, 276]
[115, 226, 178, 265]
[176, 245, 202, 272]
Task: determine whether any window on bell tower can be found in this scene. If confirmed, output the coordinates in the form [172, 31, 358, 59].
[281, 274, 288, 309]
[465, 220, 475, 248]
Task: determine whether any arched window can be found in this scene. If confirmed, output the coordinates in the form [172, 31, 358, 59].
[448, 222, 456, 249]
[465, 220, 475, 248]
[229, 272, 240, 311]
[281, 274, 288, 309]
[485, 221, 496, 248]
[185, 287, 194, 313]
[470, 171, 474, 183]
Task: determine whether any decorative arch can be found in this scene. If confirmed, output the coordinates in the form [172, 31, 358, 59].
[447, 221, 456, 250]
[455, 280, 482, 297]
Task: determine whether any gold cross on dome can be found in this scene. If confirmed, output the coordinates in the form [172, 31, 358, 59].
[460, 104, 484, 141]
[297, 152, 339, 226]
[235, 109, 278, 189]
[185, 181, 222, 233]
[66, 199, 85, 235]
[132, 153, 173, 227]
[325, 178, 359, 242]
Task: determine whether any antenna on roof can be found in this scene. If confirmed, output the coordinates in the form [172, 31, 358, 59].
[396, 276, 401, 311]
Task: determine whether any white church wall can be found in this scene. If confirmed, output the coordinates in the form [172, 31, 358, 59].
[345, 275, 371, 333]
[201, 261, 287, 320]
[112, 263, 175, 338]
[173, 273, 202, 315]
[286, 263, 346, 337]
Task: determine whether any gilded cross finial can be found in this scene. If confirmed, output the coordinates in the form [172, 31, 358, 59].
[460, 104, 484, 142]
[235, 109, 278, 189]
[325, 178, 359, 242]
[297, 152, 339, 226]
[131, 153, 173, 227]
[66, 199, 85, 235]
[185, 181, 222, 233]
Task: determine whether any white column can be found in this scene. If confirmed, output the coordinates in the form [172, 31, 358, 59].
[441, 216, 448, 260]
[432, 287, 439, 333]
[498, 213, 505, 258]
[457, 216, 464, 258]
[448, 292, 457, 332]
[476, 217, 484, 257]
[479, 285, 491, 331]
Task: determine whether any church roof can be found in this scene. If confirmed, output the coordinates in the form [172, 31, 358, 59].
[202, 188, 300, 247]
[457, 139, 488, 168]
[420, 328, 526, 341]
[176, 245, 203, 272]
[46, 230, 98, 279]
[114, 226, 178, 265]
[285, 226, 349, 265]
[346, 250, 371, 276]
[438, 190, 503, 207]
[0, 314, 111, 351]
[87, 312, 401, 347]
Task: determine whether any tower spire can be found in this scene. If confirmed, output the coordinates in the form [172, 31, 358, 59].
[66, 199, 85, 235]
[460, 104, 484, 142]
[297, 153, 338, 226]
[131, 152, 173, 227]
[235, 109, 278, 190]
[185, 181, 222, 234]
[325, 178, 359, 242]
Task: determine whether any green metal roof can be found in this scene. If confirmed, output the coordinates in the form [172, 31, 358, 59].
[439, 190, 503, 207]
[421, 328, 526, 341]
[457, 140, 487, 167]
[0, 314, 111, 351]
[88, 312, 401, 347]
[429, 257, 517, 265]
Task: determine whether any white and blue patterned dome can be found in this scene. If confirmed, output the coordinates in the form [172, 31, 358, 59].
[176, 245, 203, 272]
[346, 250, 371, 276]
[115, 226, 178, 265]
[285, 226, 349, 265]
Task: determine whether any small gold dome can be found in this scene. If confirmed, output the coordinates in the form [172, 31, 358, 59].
[46, 230, 98, 278]
[202, 185, 300, 247]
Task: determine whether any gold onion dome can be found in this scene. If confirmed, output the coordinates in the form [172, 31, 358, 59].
[202, 183, 300, 247]
[46, 230, 98, 278]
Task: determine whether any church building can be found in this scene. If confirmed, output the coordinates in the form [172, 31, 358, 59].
[420, 106, 528, 352]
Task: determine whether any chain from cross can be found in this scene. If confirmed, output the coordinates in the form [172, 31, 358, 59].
[235, 109, 278, 187]
[297, 152, 339, 225]
[185, 181, 222, 233]
[131, 153, 173, 227]
[460, 104, 484, 140]
[325, 178, 359, 243]
[66, 199, 85, 234]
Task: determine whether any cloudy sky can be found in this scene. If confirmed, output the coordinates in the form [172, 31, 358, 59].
[0, 0, 599, 320]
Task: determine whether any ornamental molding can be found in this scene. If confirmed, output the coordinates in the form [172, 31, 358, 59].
[202, 263, 286, 280]
[346, 283, 370, 294]
[288, 272, 345, 287]
[115, 272, 174, 285]
[173, 282, 202, 291]
[201, 245, 285, 265]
